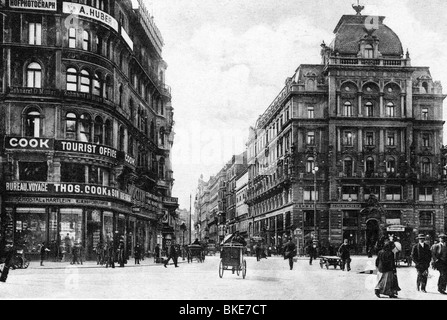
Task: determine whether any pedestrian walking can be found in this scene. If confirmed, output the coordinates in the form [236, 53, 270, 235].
[164, 242, 178, 268]
[254, 243, 261, 261]
[154, 243, 161, 263]
[283, 237, 297, 270]
[105, 241, 115, 268]
[118, 238, 126, 267]
[431, 233, 447, 294]
[71, 242, 79, 265]
[40, 242, 50, 266]
[337, 239, 351, 271]
[134, 243, 141, 265]
[95, 241, 104, 265]
[0, 239, 14, 283]
[308, 241, 318, 265]
[411, 234, 431, 293]
[375, 240, 400, 298]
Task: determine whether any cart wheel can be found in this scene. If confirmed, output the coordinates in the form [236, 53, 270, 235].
[242, 260, 247, 279]
[236, 265, 240, 276]
[219, 260, 224, 278]
[326, 261, 329, 269]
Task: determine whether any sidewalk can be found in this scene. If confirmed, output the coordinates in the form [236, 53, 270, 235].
[27, 256, 189, 270]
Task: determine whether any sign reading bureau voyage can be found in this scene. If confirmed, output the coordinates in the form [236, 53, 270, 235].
[9, 0, 57, 11]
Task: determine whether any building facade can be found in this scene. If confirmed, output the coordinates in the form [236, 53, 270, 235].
[246, 9, 446, 254]
[0, 0, 178, 260]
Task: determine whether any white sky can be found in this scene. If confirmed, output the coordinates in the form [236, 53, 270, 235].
[143, 0, 447, 210]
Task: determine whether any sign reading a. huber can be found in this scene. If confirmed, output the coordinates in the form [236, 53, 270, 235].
[63, 2, 118, 32]
[10, 0, 57, 11]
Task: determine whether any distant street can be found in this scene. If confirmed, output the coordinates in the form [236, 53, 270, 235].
[1, 255, 447, 300]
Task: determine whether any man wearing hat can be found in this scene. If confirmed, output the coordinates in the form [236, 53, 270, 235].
[411, 234, 431, 293]
[431, 233, 447, 294]
[0, 239, 14, 283]
[283, 237, 297, 270]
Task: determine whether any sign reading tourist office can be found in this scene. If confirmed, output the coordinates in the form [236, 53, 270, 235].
[9, 0, 57, 11]
[4, 136, 136, 166]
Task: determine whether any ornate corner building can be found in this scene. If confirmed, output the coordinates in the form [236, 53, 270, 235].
[0, 0, 178, 260]
[246, 9, 447, 253]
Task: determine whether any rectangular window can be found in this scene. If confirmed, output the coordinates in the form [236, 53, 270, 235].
[342, 186, 358, 201]
[364, 186, 380, 200]
[387, 133, 395, 146]
[418, 187, 433, 202]
[365, 132, 374, 146]
[307, 106, 314, 119]
[69, 28, 76, 48]
[29, 22, 42, 45]
[303, 187, 319, 201]
[61, 163, 85, 183]
[421, 108, 429, 120]
[19, 162, 48, 181]
[422, 133, 430, 147]
[343, 211, 358, 227]
[344, 131, 353, 146]
[307, 131, 315, 145]
[386, 104, 395, 117]
[419, 211, 433, 227]
[304, 211, 315, 227]
[385, 186, 401, 201]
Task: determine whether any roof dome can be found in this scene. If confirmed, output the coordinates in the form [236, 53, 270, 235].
[330, 15, 403, 57]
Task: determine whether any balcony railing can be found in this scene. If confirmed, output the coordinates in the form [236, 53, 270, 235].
[328, 57, 410, 67]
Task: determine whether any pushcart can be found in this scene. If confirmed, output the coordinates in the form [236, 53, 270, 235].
[187, 244, 205, 263]
[319, 256, 342, 269]
[218, 243, 247, 279]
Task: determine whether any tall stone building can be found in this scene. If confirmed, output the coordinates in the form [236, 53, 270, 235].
[246, 7, 446, 254]
[0, 0, 178, 260]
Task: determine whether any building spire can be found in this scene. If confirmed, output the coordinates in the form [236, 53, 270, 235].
[352, 0, 365, 15]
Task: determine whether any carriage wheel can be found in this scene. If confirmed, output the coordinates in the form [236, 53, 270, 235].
[242, 260, 247, 279]
[219, 260, 224, 278]
[236, 265, 240, 276]
[325, 261, 329, 269]
[23, 259, 30, 269]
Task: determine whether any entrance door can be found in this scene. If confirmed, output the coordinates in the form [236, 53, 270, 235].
[86, 209, 102, 261]
[366, 219, 380, 255]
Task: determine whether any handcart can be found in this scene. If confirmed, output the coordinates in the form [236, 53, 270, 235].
[219, 243, 246, 279]
[187, 244, 205, 263]
[319, 256, 342, 269]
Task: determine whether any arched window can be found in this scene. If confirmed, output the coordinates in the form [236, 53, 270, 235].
[422, 82, 429, 94]
[118, 126, 125, 151]
[27, 62, 42, 88]
[80, 70, 91, 93]
[158, 157, 165, 179]
[365, 101, 373, 117]
[66, 68, 78, 91]
[344, 101, 353, 117]
[386, 157, 396, 173]
[344, 157, 353, 177]
[306, 157, 315, 173]
[96, 35, 102, 55]
[364, 44, 374, 59]
[65, 112, 77, 140]
[79, 113, 91, 142]
[94, 116, 103, 144]
[386, 102, 395, 117]
[104, 119, 112, 146]
[25, 108, 41, 137]
[93, 72, 101, 96]
[365, 157, 375, 177]
[421, 158, 431, 175]
[82, 30, 90, 51]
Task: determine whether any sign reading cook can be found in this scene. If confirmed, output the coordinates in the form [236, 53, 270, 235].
[5, 137, 54, 150]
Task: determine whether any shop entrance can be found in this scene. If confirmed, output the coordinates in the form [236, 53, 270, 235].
[366, 219, 380, 255]
[86, 209, 102, 261]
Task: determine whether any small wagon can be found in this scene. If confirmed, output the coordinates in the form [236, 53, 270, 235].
[219, 243, 247, 279]
[187, 244, 205, 263]
[319, 256, 342, 269]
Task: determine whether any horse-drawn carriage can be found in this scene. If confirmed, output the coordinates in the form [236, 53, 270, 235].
[218, 243, 247, 279]
[186, 244, 205, 263]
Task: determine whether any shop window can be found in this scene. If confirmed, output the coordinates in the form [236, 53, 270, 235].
[103, 211, 114, 242]
[385, 186, 401, 201]
[66, 68, 78, 91]
[15, 208, 47, 254]
[29, 22, 42, 45]
[419, 187, 433, 202]
[27, 62, 42, 88]
[60, 208, 83, 245]
[61, 162, 86, 183]
[25, 108, 41, 137]
[19, 161, 48, 181]
[342, 186, 358, 201]
[68, 28, 76, 48]
[419, 211, 433, 227]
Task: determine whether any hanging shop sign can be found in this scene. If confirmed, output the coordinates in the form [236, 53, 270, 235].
[63, 2, 119, 32]
[10, 0, 57, 11]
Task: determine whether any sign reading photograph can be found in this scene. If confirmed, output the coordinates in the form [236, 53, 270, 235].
[9, 0, 57, 11]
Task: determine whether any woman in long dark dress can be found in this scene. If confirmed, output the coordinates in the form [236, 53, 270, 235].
[375, 240, 401, 298]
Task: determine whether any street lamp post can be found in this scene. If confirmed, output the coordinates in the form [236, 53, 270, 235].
[312, 166, 319, 241]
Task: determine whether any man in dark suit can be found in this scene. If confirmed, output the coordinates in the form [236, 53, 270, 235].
[431, 234, 447, 294]
[411, 234, 432, 293]
[283, 237, 297, 270]
[337, 239, 351, 271]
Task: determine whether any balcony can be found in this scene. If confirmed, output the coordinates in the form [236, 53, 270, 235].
[327, 57, 410, 67]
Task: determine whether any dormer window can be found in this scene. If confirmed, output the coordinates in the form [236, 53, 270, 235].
[364, 44, 374, 59]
